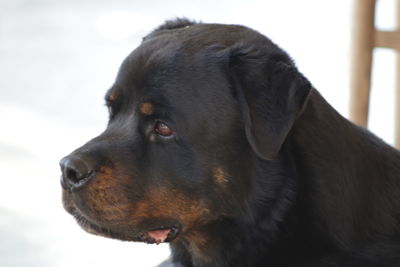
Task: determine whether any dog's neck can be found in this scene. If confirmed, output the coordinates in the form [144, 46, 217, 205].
[169, 90, 400, 266]
[169, 147, 303, 266]
[290, 90, 400, 249]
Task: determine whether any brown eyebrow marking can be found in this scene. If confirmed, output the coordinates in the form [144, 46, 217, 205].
[105, 86, 119, 103]
[106, 91, 117, 102]
[108, 93, 117, 101]
[139, 102, 155, 116]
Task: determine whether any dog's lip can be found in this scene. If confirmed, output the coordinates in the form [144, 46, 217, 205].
[66, 205, 182, 243]
[68, 207, 130, 240]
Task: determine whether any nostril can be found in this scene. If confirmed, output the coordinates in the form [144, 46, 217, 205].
[59, 156, 94, 188]
[66, 167, 79, 184]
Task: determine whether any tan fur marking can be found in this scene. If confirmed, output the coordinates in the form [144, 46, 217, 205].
[184, 230, 212, 261]
[100, 166, 112, 175]
[108, 93, 116, 101]
[133, 187, 211, 231]
[70, 168, 214, 239]
[139, 102, 154, 116]
[213, 167, 229, 184]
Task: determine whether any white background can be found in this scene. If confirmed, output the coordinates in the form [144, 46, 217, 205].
[0, 0, 397, 266]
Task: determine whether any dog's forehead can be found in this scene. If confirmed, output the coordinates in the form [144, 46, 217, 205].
[113, 25, 247, 106]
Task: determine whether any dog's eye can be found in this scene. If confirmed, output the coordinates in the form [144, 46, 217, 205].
[154, 122, 174, 137]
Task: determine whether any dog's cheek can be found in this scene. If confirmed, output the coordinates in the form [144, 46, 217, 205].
[133, 187, 213, 231]
[73, 168, 137, 225]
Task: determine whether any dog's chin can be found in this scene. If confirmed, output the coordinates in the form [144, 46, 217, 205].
[65, 205, 181, 244]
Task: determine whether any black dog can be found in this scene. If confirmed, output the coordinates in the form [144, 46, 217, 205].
[60, 19, 400, 266]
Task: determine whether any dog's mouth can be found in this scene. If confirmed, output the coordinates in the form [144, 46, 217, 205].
[66, 205, 181, 244]
[143, 225, 181, 244]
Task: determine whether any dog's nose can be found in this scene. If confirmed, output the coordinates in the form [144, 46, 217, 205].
[59, 156, 94, 190]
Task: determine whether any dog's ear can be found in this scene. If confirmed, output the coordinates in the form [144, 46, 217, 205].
[229, 45, 313, 160]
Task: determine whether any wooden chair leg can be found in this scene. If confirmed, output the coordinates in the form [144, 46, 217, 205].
[349, 0, 377, 127]
[396, 0, 400, 148]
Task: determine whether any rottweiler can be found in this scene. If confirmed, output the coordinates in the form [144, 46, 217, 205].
[60, 19, 400, 266]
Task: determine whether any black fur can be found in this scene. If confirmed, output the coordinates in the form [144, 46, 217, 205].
[60, 19, 400, 267]
[143, 18, 197, 41]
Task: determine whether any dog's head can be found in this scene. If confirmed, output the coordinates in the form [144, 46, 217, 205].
[60, 19, 312, 244]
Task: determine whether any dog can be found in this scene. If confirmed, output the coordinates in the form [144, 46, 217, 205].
[60, 18, 400, 266]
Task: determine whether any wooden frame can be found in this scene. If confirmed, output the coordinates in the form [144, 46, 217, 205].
[350, 0, 400, 148]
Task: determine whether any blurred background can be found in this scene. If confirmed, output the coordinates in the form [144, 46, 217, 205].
[0, 0, 397, 266]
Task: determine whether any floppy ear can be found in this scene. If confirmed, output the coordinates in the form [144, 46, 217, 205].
[229, 45, 313, 160]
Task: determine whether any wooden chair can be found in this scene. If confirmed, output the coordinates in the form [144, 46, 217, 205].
[350, 0, 400, 148]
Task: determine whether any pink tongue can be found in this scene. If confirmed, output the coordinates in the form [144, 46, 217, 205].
[148, 229, 171, 244]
